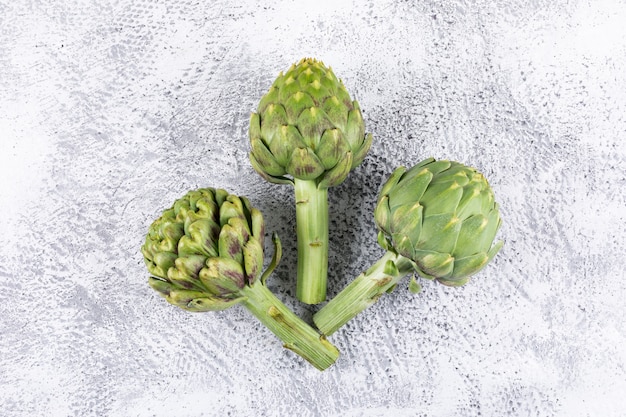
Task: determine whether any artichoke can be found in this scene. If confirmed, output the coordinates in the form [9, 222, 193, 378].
[249, 58, 373, 304]
[314, 158, 503, 335]
[142, 188, 339, 370]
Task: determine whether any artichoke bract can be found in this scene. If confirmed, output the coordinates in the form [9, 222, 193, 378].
[142, 188, 339, 370]
[313, 159, 503, 335]
[249, 58, 372, 304]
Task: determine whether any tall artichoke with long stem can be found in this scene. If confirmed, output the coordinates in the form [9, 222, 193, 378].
[313, 158, 503, 335]
[249, 58, 372, 304]
[141, 188, 339, 370]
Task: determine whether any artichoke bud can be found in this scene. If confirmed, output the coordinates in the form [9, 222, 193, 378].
[375, 158, 503, 285]
[249, 58, 372, 186]
[142, 188, 278, 312]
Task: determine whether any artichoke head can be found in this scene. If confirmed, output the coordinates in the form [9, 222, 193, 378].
[374, 158, 503, 287]
[249, 58, 373, 189]
[141, 188, 270, 311]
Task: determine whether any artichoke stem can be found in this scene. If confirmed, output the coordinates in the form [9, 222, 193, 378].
[240, 282, 339, 371]
[313, 251, 415, 336]
[294, 178, 329, 304]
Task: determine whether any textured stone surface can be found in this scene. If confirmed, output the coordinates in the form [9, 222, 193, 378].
[1, 1, 625, 416]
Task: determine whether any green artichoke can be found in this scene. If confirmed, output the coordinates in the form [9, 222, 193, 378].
[314, 158, 503, 335]
[249, 58, 373, 304]
[249, 57, 372, 187]
[142, 188, 339, 370]
[374, 158, 503, 286]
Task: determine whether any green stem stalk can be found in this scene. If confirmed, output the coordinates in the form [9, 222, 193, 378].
[294, 178, 329, 304]
[240, 282, 339, 371]
[313, 251, 415, 336]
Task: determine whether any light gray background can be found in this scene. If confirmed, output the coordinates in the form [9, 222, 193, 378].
[1, 1, 625, 416]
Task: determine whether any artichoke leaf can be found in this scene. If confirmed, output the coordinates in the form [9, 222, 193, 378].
[316, 128, 350, 170]
[351, 132, 373, 169]
[217, 224, 244, 264]
[199, 257, 245, 295]
[318, 151, 352, 189]
[249, 153, 293, 185]
[185, 295, 247, 312]
[413, 249, 455, 279]
[243, 236, 264, 285]
[378, 166, 407, 203]
[260, 232, 282, 285]
[285, 147, 325, 180]
[250, 138, 286, 177]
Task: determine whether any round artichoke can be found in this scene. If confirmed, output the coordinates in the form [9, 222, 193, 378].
[314, 158, 503, 335]
[249, 57, 372, 188]
[374, 158, 503, 286]
[141, 188, 339, 370]
[249, 58, 373, 304]
[142, 188, 266, 311]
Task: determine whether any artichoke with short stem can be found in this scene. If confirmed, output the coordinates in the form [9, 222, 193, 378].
[313, 158, 503, 335]
[249, 58, 372, 304]
[142, 188, 339, 370]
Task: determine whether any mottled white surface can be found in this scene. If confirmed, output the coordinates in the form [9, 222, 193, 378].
[1, 0, 625, 416]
